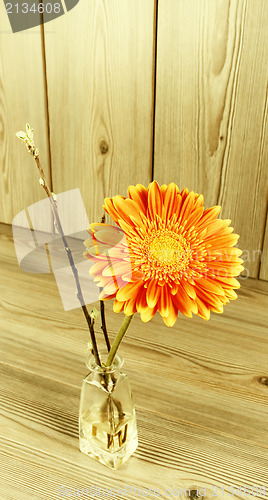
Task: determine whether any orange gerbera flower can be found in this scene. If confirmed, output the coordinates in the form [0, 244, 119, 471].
[84, 181, 243, 326]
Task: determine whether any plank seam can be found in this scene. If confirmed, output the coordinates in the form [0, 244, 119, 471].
[40, 16, 53, 195]
[151, 0, 159, 182]
[257, 84, 268, 280]
[259, 199, 268, 280]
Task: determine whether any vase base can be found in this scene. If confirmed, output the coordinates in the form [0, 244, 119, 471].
[79, 434, 138, 470]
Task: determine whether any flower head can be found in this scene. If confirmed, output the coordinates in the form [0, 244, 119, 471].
[84, 181, 243, 326]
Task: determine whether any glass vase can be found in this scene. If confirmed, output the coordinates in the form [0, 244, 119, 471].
[79, 351, 138, 470]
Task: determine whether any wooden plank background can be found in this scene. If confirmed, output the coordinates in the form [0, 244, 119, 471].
[0, 0, 267, 278]
[0, 1, 51, 223]
[260, 215, 268, 281]
[43, 0, 155, 224]
[154, 0, 268, 279]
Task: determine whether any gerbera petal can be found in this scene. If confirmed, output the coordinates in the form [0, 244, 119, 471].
[194, 194, 204, 210]
[102, 280, 119, 295]
[147, 180, 163, 220]
[203, 219, 231, 238]
[92, 226, 125, 247]
[180, 188, 189, 202]
[180, 279, 196, 299]
[179, 191, 196, 223]
[85, 243, 115, 258]
[163, 301, 178, 327]
[224, 289, 238, 300]
[102, 261, 132, 277]
[146, 279, 161, 308]
[122, 270, 134, 282]
[159, 285, 170, 317]
[89, 260, 110, 275]
[124, 296, 137, 316]
[136, 287, 148, 313]
[215, 276, 240, 288]
[221, 247, 243, 257]
[194, 276, 225, 296]
[116, 280, 143, 301]
[195, 285, 225, 308]
[116, 218, 137, 236]
[184, 206, 204, 231]
[112, 196, 143, 226]
[172, 286, 198, 317]
[127, 184, 148, 214]
[140, 304, 158, 322]
[196, 206, 221, 228]
[170, 282, 179, 295]
[160, 184, 168, 200]
[207, 262, 244, 276]
[162, 183, 181, 221]
[100, 290, 117, 300]
[113, 298, 125, 313]
[195, 296, 210, 320]
[205, 234, 240, 248]
[172, 295, 192, 317]
[211, 304, 224, 314]
[103, 197, 124, 224]
[90, 222, 117, 232]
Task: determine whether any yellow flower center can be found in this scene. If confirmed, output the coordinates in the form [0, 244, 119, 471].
[137, 229, 193, 283]
[149, 234, 186, 264]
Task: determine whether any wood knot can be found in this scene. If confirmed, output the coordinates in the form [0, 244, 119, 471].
[99, 140, 109, 155]
[220, 135, 224, 141]
[258, 376, 268, 386]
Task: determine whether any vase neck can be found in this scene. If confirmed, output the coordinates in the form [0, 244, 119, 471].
[86, 351, 124, 375]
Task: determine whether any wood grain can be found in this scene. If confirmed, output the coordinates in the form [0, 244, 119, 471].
[154, 0, 268, 279]
[43, 0, 155, 225]
[260, 211, 268, 280]
[0, 3, 51, 224]
[1, 221, 268, 499]
[1, 0, 268, 280]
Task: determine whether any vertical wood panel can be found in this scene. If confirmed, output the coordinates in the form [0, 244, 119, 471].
[0, 4, 51, 224]
[44, 0, 155, 224]
[154, 0, 268, 279]
[260, 212, 268, 280]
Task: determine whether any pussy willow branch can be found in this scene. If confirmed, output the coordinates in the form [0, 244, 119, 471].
[99, 213, 111, 352]
[33, 153, 101, 366]
[100, 299, 110, 352]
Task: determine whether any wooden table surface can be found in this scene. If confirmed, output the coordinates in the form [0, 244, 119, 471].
[1, 222, 268, 500]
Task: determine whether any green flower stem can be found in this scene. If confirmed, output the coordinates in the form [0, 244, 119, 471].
[105, 314, 134, 367]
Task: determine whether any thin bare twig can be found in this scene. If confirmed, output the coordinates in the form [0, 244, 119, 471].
[100, 299, 110, 352]
[17, 128, 101, 365]
[98, 213, 111, 352]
